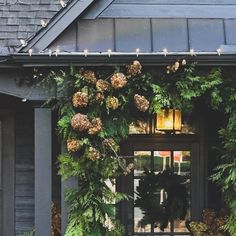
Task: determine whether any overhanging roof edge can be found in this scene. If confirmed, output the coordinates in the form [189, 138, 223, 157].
[21, 0, 96, 53]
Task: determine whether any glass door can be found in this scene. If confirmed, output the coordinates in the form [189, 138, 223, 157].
[118, 141, 198, 236]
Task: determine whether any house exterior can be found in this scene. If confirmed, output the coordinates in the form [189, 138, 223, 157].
[0, 0, 236, 235]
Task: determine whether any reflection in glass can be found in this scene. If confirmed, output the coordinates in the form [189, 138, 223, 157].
[129, 119, 150, 134]
[154, 151, 171, 173]
[134, 151, 151, 176]
[134, 207, 151, 232]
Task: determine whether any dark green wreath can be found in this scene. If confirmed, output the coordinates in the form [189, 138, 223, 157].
[135, 168, 188, 231]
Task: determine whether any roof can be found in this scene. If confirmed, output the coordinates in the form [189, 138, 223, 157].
[0, 0, 70, 54]
[2, 0, 236, 57]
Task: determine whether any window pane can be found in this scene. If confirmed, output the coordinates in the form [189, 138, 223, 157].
[134, 207, 151, 233]
[134, 151, 151, 176]
[154, 151, 171, 173]
[173, 151, 191, 233]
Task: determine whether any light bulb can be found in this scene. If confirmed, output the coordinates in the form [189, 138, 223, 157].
[40, 19, 47, 27]
[163, 48, 168, 56]
[28, 49, 33, 56]
[55, 48, 60, 57]
[60, 0, 66, 7]
[20, 39, 27, 47]
[190, 48, 195, 56]
[84, 49, 88, 57]
[217, 48, 222, 56]
[107, 49, 112, 57]
[136, 48, 140, 57]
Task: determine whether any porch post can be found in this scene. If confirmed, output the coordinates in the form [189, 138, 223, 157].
[61, 177, 78, 235]
[34, 108, 52, 236]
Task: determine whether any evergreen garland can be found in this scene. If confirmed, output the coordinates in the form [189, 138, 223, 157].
[38, 60, 236, 235]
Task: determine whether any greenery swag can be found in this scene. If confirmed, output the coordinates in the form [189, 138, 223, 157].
[40, 59, 236, 235]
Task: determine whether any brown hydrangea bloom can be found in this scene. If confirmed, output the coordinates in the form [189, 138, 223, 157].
[110, 73, 127, 89]
[95, 92, 105, 102]
[87, 147, 100, 161]
[106, 96, 119, 110]
[127, 60, 142, 77]
[67, 139, 82, 152]
[71, 113, 91, 132]
[83, 70, 97, 84]
[96, 79, 110, 92]
[134, 94, 149, 112]
[72, 92, 88, 108]
[88, 118, 102, 135]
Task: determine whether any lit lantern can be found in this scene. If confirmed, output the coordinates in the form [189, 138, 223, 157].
[156, 109, 182, 132]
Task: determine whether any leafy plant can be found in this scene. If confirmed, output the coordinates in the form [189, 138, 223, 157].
[38, 60, 235, 235]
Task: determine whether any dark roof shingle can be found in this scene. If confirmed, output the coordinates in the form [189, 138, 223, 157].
[0, 0, 69, 53]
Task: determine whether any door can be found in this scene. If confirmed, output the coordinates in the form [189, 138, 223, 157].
[0, 111, 15, 236]
[118, 137, 203, 236]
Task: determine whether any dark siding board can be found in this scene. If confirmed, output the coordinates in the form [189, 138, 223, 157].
[152, 19, 188, 52]
[15, 109, 34, 235]
[50, 24, 77, 52]
[77, 19, 114, 52]
[115, 19, 151, 52]
[100, 4, 236, 18]
[224, 19, 236, 45]
[114, 0, 236, 4]
[188, 19, 225, 51]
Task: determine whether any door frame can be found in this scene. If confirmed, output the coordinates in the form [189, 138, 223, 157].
[0, 110, 15, 236]
[119, 134, 206, 235]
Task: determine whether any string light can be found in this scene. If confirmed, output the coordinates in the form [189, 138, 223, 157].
[190, 49, 195, 56]
[21, 98, 27, 103]
[182, 59, 187, 65]
[107, 49, 112, 57]
[48, 49, 52, 56]
[60, 0, 66, 7]
[217, 48, 222, 56]
[163, 48, 168, 56]
[28, 49, 33, 56]
[84, 49, 88, 57]
[20, 39, 27, 47]
[40, 19, 47, 28]
[55, 48, 60, 57]
[136, 48, 140, 57]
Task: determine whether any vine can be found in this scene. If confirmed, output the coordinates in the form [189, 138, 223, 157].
[39, 60, 236, 235]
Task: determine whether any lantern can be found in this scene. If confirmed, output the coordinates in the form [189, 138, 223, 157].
[156, 109, 182, 132]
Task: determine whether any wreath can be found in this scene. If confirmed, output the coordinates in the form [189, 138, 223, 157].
[135, 168, 188, 231]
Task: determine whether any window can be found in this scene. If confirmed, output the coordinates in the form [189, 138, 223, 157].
[118, 135, 203, 236]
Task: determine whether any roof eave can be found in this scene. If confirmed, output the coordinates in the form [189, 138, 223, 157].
[11, 53, 236, 67]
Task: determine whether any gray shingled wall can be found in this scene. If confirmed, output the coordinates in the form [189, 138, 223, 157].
[0, 0, 69, 50]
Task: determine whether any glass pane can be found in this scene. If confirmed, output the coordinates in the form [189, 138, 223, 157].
[134, 151, 151, 176]
[173, 151, 191, 233]
[154, 151, 171, 173]
[129, 119, 150, 134]
[154, 222, 171, 232]
[134, 207, 151, 233]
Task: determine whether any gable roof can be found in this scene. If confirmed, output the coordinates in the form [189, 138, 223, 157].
[21, 0, 114, 52]
[0, 0, 71, 54]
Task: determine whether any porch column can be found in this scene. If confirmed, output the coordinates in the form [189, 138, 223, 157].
[61, 177, 78, 235]
[34, 108, 52, 236]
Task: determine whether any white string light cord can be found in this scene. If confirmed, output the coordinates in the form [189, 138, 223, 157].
[26, 48, 224, 57]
